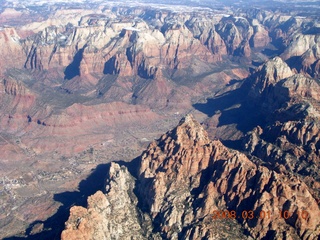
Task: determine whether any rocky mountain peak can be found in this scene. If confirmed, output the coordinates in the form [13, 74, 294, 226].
[62, 115, 320, 240]
[175, 114, 209, 145]
[61, 162, 154, 240]
[258, 56, 294, 83]
[1, 3, 320, 239]
[249, 57, 294, 97]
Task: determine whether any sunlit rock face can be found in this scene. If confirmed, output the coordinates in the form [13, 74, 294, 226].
[62, 115, 320, 240]
[0, 1, 320, 239]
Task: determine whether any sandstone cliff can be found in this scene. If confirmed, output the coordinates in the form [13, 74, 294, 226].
[62, 115, 320, 239]
[0, 76, 37, 133]
[1, 4, 320, 239]
[1, 5, 318, 82]
[61, 162, 158, 240]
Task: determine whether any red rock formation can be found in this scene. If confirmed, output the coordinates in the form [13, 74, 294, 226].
[0, 7, 318, 83]
[1, 6, 320, 239]
[62, 115, 320, 239]
[216, 16, 253, 57]
[248, 57, 294, 98]
[251, 19, 271, 48]
[138, 115, 320, 239]
[0, 77, 37, 133]
[239, 57, 320, 218]
[61, 163, 156, 240]
[0, 28, 25, 76]
[22, 101, 160, 155]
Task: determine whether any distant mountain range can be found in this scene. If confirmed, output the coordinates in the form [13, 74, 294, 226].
[0, 0, 319, 239]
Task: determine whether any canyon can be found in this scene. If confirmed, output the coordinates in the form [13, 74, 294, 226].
[0, 0, 319, 239]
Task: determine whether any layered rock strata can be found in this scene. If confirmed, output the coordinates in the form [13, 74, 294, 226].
[62, 115, 320, 239]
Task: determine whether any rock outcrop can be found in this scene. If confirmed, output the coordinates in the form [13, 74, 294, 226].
[236, 57, 320, 216]
[216, 16, 253, 57]
[61, 162, 157, 240]
[0, 27, 25, 76]
[248, 57, 294, 99]
[0, 76, 37, 133]
[0, 4, 318, 82]
[1, 3, 320, 239]
[62, 115, 320, 239]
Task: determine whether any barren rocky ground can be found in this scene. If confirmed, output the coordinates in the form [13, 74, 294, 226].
[0, 0, 319, 239]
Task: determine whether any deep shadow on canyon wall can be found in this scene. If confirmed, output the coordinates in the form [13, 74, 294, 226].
[4, 156, 142, 240]
[4, 162, 112, 240]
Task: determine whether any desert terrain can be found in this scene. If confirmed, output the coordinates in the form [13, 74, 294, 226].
[0, 0, 319, 239]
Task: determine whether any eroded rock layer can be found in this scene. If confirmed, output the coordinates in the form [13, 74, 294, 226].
[62, 115, 320, 239]
[1, 1, 320, 239]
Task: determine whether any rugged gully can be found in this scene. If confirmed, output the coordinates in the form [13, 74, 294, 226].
[60, 56, 320, 239]
[62, 114, 320, 239]
[0, 0, 319, 239]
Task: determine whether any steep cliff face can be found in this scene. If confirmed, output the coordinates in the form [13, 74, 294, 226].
[0, 27, 25, 76]
[238, 56, 320, 213]
[1, 4, 320, 239]
[20, 16, 219, 78]
[264, 15, 320, 77]
[137, 115, 320, 239]
[281, 34, 320, 78]
[250, 19, 271, 48]
[185, 15, 227, 59]
[216, 16, 253, 57]
[61, 162, 157, 240]
[0, 77, 37, 133]
[248, 57, 294, 99]
[0, 6, 318, 82]
[244, 57, 320, 151]
[62, 115, 320, 239]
